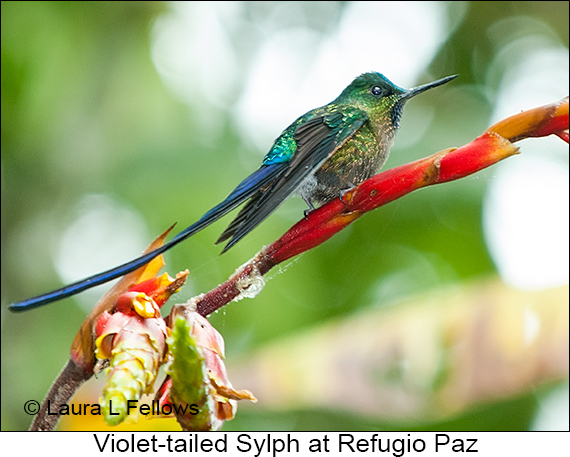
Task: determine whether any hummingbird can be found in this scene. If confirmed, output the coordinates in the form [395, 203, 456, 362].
[10, 72, 456, 311]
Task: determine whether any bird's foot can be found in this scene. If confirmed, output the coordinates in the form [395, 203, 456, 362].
[338, 186, 355, 207]
[302, 197, 316, 219]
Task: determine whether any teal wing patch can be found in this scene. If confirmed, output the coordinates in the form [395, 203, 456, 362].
[217, 107, 368, 251]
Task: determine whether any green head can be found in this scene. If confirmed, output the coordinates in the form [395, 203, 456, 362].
[336, 72, 457, 128]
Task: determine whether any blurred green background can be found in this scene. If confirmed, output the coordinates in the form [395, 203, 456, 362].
[1, 1, 568, 431]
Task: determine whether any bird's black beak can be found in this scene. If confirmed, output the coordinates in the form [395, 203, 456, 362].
[401, 74, 458, 100]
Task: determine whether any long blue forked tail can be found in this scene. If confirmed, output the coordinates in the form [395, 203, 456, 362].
[8, 164, 286, 312]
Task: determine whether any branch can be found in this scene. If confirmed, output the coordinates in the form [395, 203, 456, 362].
[194, 97, 569, 317]
[28, 360, 87, 431]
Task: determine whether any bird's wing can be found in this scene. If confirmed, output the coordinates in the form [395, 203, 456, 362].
[217, 107, 368, 251]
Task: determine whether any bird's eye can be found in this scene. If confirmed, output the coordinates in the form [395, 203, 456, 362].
[370, 86, 384, 96]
